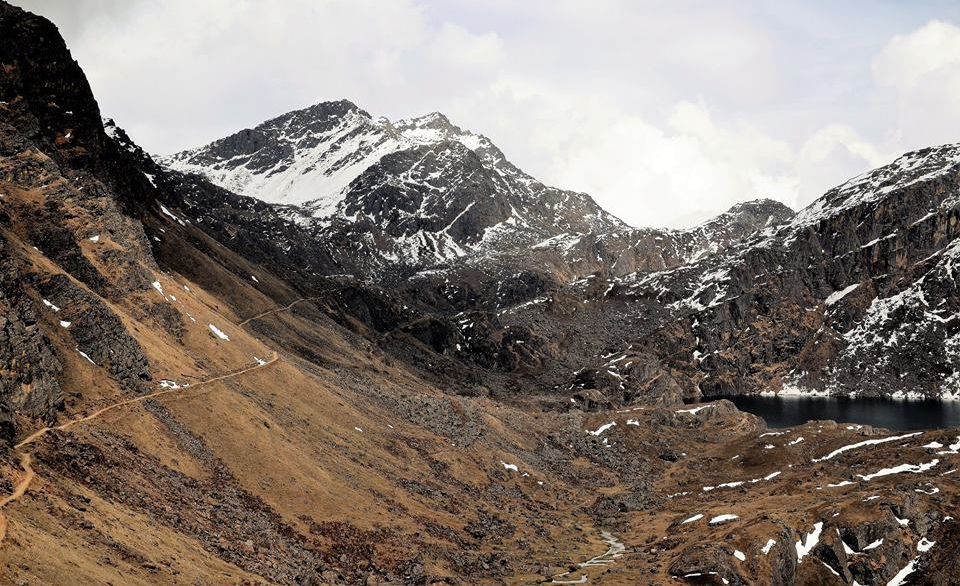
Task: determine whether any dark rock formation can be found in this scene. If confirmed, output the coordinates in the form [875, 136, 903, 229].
[0, 235, 63, 439]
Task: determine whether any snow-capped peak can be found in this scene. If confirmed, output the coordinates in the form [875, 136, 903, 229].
[159, 99, 625, 272]
[159, 101, 514, 219]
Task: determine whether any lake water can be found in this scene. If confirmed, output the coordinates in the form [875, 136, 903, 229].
[715, 395, 960, 431]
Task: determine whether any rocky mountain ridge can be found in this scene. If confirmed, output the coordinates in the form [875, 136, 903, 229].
[559, 144, 960, 402]
[161, 101, 795, 282]
[162, 101, 627, 272]
[158, 94, 960, 403]
[0, 2, 959, 585]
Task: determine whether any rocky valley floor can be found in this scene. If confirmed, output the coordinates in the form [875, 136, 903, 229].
[0, 271, 956, 584]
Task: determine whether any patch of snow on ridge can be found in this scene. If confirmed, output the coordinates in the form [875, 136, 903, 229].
[825, 284, 859, 306]
[676, 404, 713, 415]
[795, 522, 823, 563]
[857, 459, 939, 481]
[812, 432, 923, 462]
[587, 422, 616, 436]
[888, 557, 919, 586]
[709, 514, 739, 525]
[208, 324, 230, 341]
[159, 204, 185, 226]
[76, 347, 96, 365]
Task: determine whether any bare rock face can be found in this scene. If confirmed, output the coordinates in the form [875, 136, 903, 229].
[37, 274, 151, 393]
[531, 198, 795, 278]
[0, 2, 168, 440]
[668, 542, 750, 585]
[614, 145, 960, 399]
[0, 2, 106, 170]
[0, 236, 63, 440]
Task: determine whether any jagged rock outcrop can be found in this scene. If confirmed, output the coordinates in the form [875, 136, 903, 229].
[0, 236, 63, 440]
[36, 274, 151, 393]
[530, 198, 795, 278]
[610, 145, 960, 399]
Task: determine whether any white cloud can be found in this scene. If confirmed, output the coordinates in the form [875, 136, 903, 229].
[429, 23, 505, 69]
[795, 125, 892, 202]
[16, 2, 960, 228]
[873, 20, 960, 148]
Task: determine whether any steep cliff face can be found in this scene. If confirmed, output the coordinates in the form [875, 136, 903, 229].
[0, 2, 105, 170]
[0, 238, 63, 438]
[605, 144, 960, 399]
[0, 2, 162, 437]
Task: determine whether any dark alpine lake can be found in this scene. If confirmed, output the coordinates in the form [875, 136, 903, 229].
[715, 395, 960, 431]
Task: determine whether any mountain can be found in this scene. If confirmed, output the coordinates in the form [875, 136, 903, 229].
[162, 102, 627, 273]
[526, 198, 795, 278]
[1, 2, 960, 585]
[610, 144, 960, 400]
[161, 102, 799, 286]
[474, 143, 960, 408]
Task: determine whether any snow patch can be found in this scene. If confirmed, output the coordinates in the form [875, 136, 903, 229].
[795, 522, 823, 563]
[708, 514, 739, 525]
[208, 324, 230, 341]
[588, 422, 616, 436]
[825, 284, 859, 306]
[857, 459, 939, 481]
[812, 432, 923, 462]
[75, 347, 96, 365]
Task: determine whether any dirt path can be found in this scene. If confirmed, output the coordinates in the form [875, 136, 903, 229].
[0, 453, 33, 542]
[0, 351, 279, 544]
[15, 352, 279, 450]
[239, 297, 318, 326]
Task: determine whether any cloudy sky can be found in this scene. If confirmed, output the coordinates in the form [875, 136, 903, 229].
[16, 0, 960, 227]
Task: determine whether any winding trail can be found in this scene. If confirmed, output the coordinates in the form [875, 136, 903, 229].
[0, 351, 280, 544]
[238, 297, 317, 326]
[0, 454, 33, 543]
[0, 281, 323, 547]
[16, 352, 279, 450]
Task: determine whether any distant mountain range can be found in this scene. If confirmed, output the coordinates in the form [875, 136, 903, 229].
[158, 97, 960, 402]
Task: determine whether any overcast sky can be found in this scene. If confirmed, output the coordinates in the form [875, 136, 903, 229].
[16, 0, 960, 227]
